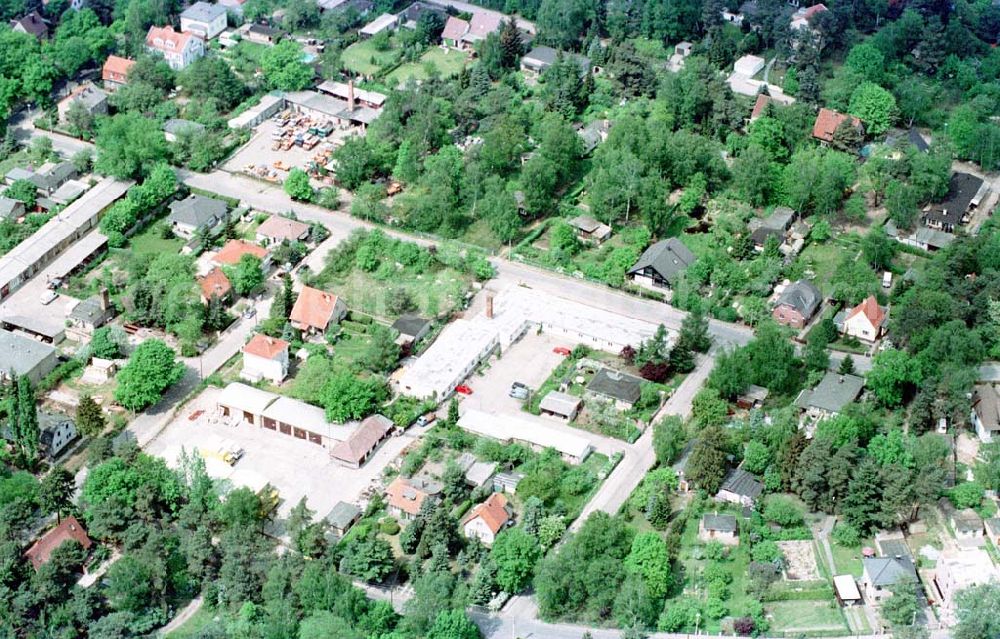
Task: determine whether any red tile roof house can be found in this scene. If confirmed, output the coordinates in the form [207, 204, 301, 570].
[749, 94, 772, 123]
[385, 475, 442, 520]
[241, 333, 290, 384]
[462, 493, 513, 546]
[102, 55, 135, 90]
[24, 516, 92, 570]
[212, 239, 269, 268]
[197, 266, 232, 305]
[289, 286, 347, 335]
[459, 11, 502, 49]
[441, 16, 469, 48]
[145, 25, 205, 71]
[812, 107, 862, 144]
[835, 295, 887, 343]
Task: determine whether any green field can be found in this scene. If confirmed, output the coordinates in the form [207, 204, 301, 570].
[386, 47, 469, 85]
[342, 38, 401, 75]
[766, 600, 848, 634]
[166, 604, 218, 638]
[130, 219, 186, 256]
[830, 541, 868, 578]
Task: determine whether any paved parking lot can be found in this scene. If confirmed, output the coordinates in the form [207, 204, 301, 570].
[144, 386, 417, 524]
[458, 331, 624, 457]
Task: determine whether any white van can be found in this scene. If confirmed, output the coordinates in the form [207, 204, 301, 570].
[882, 271, 892, 288]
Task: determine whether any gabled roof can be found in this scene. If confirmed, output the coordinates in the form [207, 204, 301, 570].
[442, 15, 469, 41]
[256, 215, 310, 242]
[69, 294, 114, 325]
[719, 468, 764, 499]
[243, 333, 289, 360]
[750, 93, 772, 120]
[326, 501, 361, 530]
[539, 390, 582, 417]
[702, 513, 738, 533]
[845, 295, 886, 329]
[331, 414, 393, 462]
[102, 55, 135, 81]
[863, 556, 917, 587]
[391, 314, 430, 338]
[146, 25, 199, 52]
[163, 118, 206, 136]
[926, 172, 984, 220]
[168, 194, 228, 229]
[0, 196, 24, 218]
[973, 384, 1000, 433]
[813, 108, 861, 142]
[10, 11, 47, 38]
[217, 382, 278, 415]
[23, 516, 92, 570]
[290, 285, 341, 331]
[627, 238, 696, 282]
[953, 508, 984, 533]
[463, 492, 511, 534]
[795, 372, 864, 414]
[198, 266, 231, 300]
[776, 280, 821, 317]
[466, 11, 502, 39]
[587, 368, 643, 404]
[213, 239, 267, 266]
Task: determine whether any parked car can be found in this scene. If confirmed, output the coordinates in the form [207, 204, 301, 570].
[227, 449, 246, 466]
[455, 384, 473, 395]
[47, 277, 62, 290]
[415, 413, 437, 427]
[509, 382, 529, 399]
[39, 290, 58, 305]
[553, 346, 571, 356]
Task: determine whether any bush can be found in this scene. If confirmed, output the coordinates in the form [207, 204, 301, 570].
[379, 518, 400, 535]
[949, 482, 985, 509]
[762, 496, 804, 527]
[831, 522, 861, 547]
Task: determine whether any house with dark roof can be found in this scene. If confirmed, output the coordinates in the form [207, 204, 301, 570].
[391, 314, 431, 345]
[246, 23, 282, 45]
[951, 508, 984, 540]
[716, 468, 764, 508]
[68, 289, 115, 337]
[0, 196, 25, 220]
[23, 516, 92, 570]
[0, 329, 58, 384]
[326, 501, 362, 536]
[10, 11, 48, 39]
[972, 384, 1000, 443]
[812, 108, 862, 143]
[39, 412, 77, 459]
[586, 368, 644, 409]
[922, 172, 987, 232]
[167, 194, 228, 239]
[860, 556, 918, 604]
[520, 45, 590, 77]
[700, 513, 739, 545]
[57, 84, 109, 123]
[578, 119, 611, 155]
[31, 162, 77, 196]
[567, 215, 612, 244]
[627, 238, 696, 292]
[795, 372, 864, 421]
[772, 279, 821, 329]
[398, 1, 446, 29]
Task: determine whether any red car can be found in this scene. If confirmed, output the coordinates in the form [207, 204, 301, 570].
[553, 347, 572, 356]
[454, 384, 473, 395]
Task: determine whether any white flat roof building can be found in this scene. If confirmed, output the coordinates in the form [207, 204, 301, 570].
[261, 396, 356, 442]
[733, 54, 765, 78]
[395, 318, 499, 400]
[217, 382, 278, 417]
[833, 575, 862, 603]
[360, 13, 398, 37]
[459, 408, 593, 463]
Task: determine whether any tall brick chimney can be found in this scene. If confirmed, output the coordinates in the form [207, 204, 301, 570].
[486, 293, 494, 319]
[347, 79, 356, 112]
[99, 288, 110, 311]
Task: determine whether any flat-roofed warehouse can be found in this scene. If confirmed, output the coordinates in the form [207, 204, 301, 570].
[394, 318, 499, 400]
[458, 408, 593, 464]
[0, 177, 131, 299]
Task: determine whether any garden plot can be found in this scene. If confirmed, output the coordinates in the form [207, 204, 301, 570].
[778, 539, 821, 581]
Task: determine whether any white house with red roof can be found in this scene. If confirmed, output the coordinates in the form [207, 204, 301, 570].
[462, 492, 512, 545]
[145, 25, 205, 70]
[289, 286, 347, 335]
[791, 3, 827, 31]
[836, 295, 887, 343]
[241, 333, 290, 384]
[102, 55, 135, 90]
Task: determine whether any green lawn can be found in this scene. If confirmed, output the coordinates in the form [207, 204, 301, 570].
[795, 241, 844, 297]
[766, 600, 848, 634]
[830, 541, 867, 578]
[223, 41, 270, 80]
[130, 220, 186, 256]
[386, 47, 468, 85]
[0, 149, 31, 176]
[342, 38, 401, 75]
[316, 266, 471, 320]
[166, 604, 219, 638]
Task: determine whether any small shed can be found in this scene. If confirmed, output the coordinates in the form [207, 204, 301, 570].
[952, 508, 984, 540]
[834, 575, 862, 606]
[539, 391, 582, 421]
[493, 471, 523, 493]
[699, 513, 739, 545]
[736, 384, 769, 410]
[326, 501, 362, 536]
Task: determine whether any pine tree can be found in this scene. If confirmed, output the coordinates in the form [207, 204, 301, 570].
[76, 394, 106, 438]
[40, 467, 75, 523]
[446, 398, 459, 428]
[839, 355, 856, 375]
[498, 18, 522, 69]
[14, 376, 38, 468]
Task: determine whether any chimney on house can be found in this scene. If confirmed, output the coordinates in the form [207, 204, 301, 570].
[485, 293, 494, 319]
[99, 288, 110, 311]
[347, 79, 356, 112]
